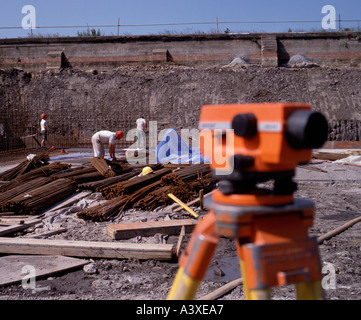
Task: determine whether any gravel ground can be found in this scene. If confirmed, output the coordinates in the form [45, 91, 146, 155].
[0, 149, 360, 309]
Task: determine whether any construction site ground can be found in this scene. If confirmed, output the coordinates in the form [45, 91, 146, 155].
[0, 147, 360, 303]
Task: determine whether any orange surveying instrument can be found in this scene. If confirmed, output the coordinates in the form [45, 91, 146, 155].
[168, 102, 328, 300]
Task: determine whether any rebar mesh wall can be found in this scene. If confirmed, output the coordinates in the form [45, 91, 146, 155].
[0, 79, 34, 151]
[1, 65, 361, 154]
[0, 69, 145, 152]
[0, 83, 80, 151]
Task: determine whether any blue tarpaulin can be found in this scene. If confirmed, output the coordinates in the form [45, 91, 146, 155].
[156, 128, 207, 164]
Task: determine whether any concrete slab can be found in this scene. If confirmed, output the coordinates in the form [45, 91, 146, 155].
[0, 255, 88, 287]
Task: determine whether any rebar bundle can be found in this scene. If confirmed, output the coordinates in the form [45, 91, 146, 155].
[77, 181, 162, 222]
[70, 172, 105, 184]
[0, 152, 50, 181]
[0, 158, 213, 220]
[50, 164, 108, 184]
[0, 177, 52, 209]
[1, 178, 78, 215]
[50, 166, 97, 179]
[91, 157, 116, 178]
[172, 164, 211, 181]
[162, 166, 215, 191]
[78, 169, 142, 192]
[0, 162, 71, 193]
[101, 167, 172, 200]
[134, 184, 193, 211]
[160, 173, 187, 187]
[134, 166, 216, 211]
[74, 164, 215, 221]
[105, 159, 129, 175]
[91, 158, 128, 177]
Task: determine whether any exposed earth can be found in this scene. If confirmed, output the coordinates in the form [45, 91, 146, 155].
[1, 63, 361, 152]
[0, 148, 360, 302]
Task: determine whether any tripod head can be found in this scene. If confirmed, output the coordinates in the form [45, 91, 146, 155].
[199, 103, 328, 195]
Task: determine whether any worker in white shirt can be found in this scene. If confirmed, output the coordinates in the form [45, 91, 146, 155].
[92, 130, 124, 160]
[40, 113, 48, 148]
[136, 116, 147, 149]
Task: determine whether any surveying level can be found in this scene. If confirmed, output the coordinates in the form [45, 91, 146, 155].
[168, 103, 328, 300]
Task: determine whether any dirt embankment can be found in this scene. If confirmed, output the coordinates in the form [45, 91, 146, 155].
[1, 64, 361, 151]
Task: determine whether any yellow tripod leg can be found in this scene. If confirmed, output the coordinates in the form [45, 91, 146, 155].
[168, 211, 219, 300]
[167, 267, 200, 300]
[240, 259, 271, 300]
[247, 289, 272, 300]
[296, 280, 324, 300]
[240, 259, 251, 300]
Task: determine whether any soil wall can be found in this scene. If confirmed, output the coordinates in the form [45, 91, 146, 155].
[0, 64, 361, 151]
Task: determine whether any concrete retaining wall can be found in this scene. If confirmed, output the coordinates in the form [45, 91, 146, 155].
[0, 32, 360, 71]
[278, 33, 361, 67]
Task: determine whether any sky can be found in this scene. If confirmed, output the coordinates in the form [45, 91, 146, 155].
[0, 0, 360, 39]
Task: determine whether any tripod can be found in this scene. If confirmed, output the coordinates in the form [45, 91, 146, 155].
[167, 186, 324, 300]
[167, 102, 328, 300]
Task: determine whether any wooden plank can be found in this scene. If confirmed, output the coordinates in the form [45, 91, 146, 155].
[0, 255, 88, 288]
[173, 190, 214, 212]
[199, 190, 204, 210]
[0, 215, 32, 219]
[0, 237, 174, 260]
[0, 212, 15, 216]
[168, 193, 199, 218]
[176, 225, 186, 258]
[312, 151, 348, 161]
[198, 278, 243, 300]
[0, 219, 42, 237]
[0, 218, 25, 224]
[323, 141, 361, 149]
[106, 219, 198, 240]
[24, 228, 67, 239]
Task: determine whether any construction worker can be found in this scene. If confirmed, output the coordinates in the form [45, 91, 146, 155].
[92, 130, 124, 161]
[136, 116, 147, 149]
[40, 113, 48, 148]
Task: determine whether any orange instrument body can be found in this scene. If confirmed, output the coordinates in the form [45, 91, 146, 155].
[199, 102, 326, 176]
[168, 103, 328, 300]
